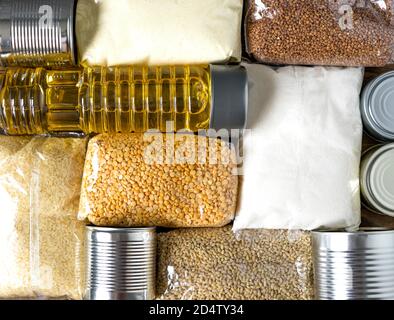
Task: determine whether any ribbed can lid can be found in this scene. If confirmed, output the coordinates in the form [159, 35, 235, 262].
[361, 144, 394, 217]
[361, 71, 394, 141]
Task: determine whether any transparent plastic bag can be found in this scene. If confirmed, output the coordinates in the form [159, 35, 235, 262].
[76, 0, 243, 66]
[79, 133, 238, 228]
[0, 136, 87, 299]
[245, 0, 394, 66]
[157, 226, 314, 300]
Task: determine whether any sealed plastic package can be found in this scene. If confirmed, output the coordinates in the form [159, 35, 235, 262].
[245, 0, 394, 66]
[0, 136, 87, 299]
[157, 226, 314, 300]
[79, 133, 238, 228]
[76, 0, 243, 66]
[234, 64, 364, 231]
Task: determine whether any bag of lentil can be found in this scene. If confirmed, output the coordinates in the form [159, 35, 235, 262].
[0, 136, 87, 300]
[157, 226, 314, 300]
[79, 133, 238, 228]
[245, 0, 394, 66]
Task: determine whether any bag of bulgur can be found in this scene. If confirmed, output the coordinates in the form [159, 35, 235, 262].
[0, 136, 87, 299]
[157, 226, 314, 300]
[79, 133, 238, 228]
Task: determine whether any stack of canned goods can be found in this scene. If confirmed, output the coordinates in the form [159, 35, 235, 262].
[360, 72, 394, 218]
[312, 72, 394, 301]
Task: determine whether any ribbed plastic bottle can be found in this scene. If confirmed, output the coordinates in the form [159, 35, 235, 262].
[0, 65, 247, 135]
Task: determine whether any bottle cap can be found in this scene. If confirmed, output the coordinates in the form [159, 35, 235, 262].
[209, 65, 248, 132]
[0, 0, 77, 67]
[361, 71, 394, 141]
[361, 144, 394, 217]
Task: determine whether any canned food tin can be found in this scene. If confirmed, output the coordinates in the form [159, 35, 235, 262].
[361, 71, 394, 141]
[0, 0, 76, 67]
[312, 228, 394, 300]
[85, 227, 156, 300]
[360, 144, 394, 217]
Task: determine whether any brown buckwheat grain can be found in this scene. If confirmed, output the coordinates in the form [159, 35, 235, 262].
[246, 0, 394, 66]
[79, 133, 238, 228]
[157, 226, 314, 300]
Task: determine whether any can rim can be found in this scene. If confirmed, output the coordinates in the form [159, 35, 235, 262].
[361, 71, 394, 141]
[69, 0, 77, 64]
[86, 226, 156, 233]
[361, 143, 394, 217]
[312, 227, 394, 235]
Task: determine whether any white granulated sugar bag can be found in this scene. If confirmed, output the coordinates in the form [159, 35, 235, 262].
[234, 64, 364, 231]
[76, 0, 243, 66]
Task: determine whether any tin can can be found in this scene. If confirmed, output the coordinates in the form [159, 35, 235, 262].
[312, 228, 394, 300]
[0, 0, 76, 67]
[361, 71, 394, 141]
[360, 143, 394, 217]
[85, 227, 156, 300]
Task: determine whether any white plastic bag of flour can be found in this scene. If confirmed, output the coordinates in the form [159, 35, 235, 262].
[234, 64, 364, 231]
[76, 0, 243, 66]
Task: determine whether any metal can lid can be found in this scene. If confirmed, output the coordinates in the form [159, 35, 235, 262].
[361, 144, 394, 217]
[86, 226, 156, 243]
[361, 71, 394, 141]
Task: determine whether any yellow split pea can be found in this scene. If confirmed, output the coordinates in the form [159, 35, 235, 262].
[79, 133, 238, 228]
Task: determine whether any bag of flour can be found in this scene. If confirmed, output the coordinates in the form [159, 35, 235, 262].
[234, 64, 364, 231]
[76, 0, 243, 66]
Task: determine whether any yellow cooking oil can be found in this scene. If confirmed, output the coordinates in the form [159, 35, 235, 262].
[1, 52, 75, 68]
[0, 66, 212, 135]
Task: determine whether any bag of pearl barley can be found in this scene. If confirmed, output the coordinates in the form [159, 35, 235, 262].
[157, 226, 314, 300]
[245, 0, 394, 66]
[79, 133, 238, 228]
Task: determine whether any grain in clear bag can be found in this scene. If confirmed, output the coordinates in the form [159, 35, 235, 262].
[245, 0, 394, 66]
[79, 133, 238, 228]
[0, 136, 87, 299]
[157, 226, 314, 300]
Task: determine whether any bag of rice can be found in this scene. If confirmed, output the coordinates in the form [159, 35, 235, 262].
[0, 136, 87, 299]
